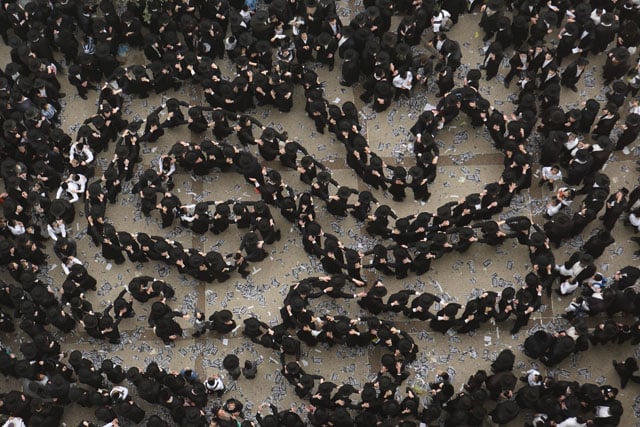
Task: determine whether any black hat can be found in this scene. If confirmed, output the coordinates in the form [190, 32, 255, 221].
[371, 285, 387, 298]
[244, 232, 260, 246]
[254, 40, 271, 55]
[317, 32, 332, 46]
[82, 313, 98, 329]
[223, 354, 240, 370]
[579, 253, 594, 264]
[358, 191, 373, 204]
[626, 113, 640, 128]
[459, 227, 474, 239]
[436, 205, 451, 219]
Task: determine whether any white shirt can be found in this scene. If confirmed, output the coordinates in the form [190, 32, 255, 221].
[542, 166, 562, 181]
[3, 417, 27, 427]
[69, 143, 94, 164]
[393, 72, 413, 90]
[525, 369, 542, 386]
[56, 179, 83, 203]
[7, 221, 25, 236]
[110, 385, 129, 401]
[47, 220, 67, 241]
[204, 377, 225, 392]
[62, 256, 83, 275]
[556, 417, 587, 427]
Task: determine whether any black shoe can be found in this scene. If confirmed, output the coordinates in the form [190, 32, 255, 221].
[504, 81, 510, 88]
[569, 85, 578, 92]
[328, 64, 334, 71]
[339, 80, 351, 87]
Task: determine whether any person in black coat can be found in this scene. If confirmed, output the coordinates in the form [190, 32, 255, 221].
[603, 47, 631, 85]
[601, 188, 628, 231]
[560, 57, 588, 92]
[612, 357, 640, 389]
[582, 229, 614, 259]
[481, 41, 503, 81]
[555, 22, 579, 66]
[616, 113, 640, 151]
[101, 224, 125, 264]
[591, 13, 618, 54]
[115, 400, 146, 423]
[314, 32, 338, 71]
[53, 237, 77, 262]
[540, 331, 575, 366]
[435, 65, 455, 97]
[356, 281, 387, 315]
[524, 330, 553, 359]
[68, 64, 95, 99]
[430, 302, 461, 334]
[153, 308, 188, 346]
[293, 29, 314, 64]
[564, 149, 593, 186]
[340, 49, 359, 86]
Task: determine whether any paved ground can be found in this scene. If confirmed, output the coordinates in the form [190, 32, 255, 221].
[2, 6, 640, 427]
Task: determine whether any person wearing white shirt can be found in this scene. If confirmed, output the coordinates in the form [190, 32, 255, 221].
[2, 416, 27, 427]
[204, 374, 225, 396]
[158, 155, 176, 189]
[179, 204, 198, 223]
[47, 218, 67, 241]
[553, 417, 588, 427]
[431, 10, 451, 33]
[545, 187, 574, 218]
[56, 174, 86, 203]
[520, 368, 543, 386]
[69, 141, 94, 165]
[392, 69, 413, 100]
[539, 165, 563, 190]
[110, 385, 129, 402]
[62, 255, 83, 275]
[7, 219, 25, 236]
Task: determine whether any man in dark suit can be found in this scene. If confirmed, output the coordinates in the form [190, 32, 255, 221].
[314, 32, 338, 71]
[504, 49, 529, 88]
[560, 57, 588, 92]
[537, 64, 560, 91]
[527, 42, 546, 73]
[294, 28, 315, 64]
